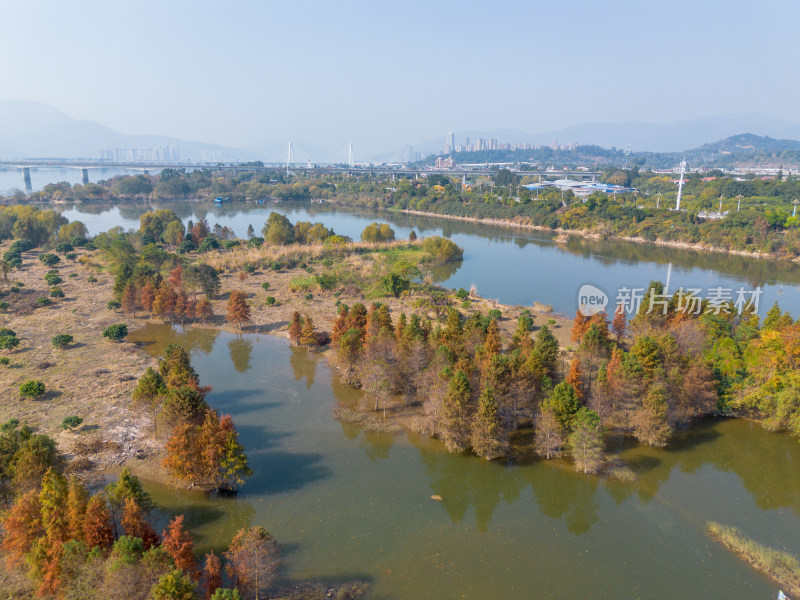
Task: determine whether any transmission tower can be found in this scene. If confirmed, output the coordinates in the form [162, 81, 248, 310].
[675, 159, 686, 210]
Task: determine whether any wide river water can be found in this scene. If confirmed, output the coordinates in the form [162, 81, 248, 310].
[60, 198, 798, 599]
[57, 200, 800, 317]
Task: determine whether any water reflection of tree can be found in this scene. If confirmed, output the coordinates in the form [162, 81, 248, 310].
[228, 337, 253, 373]
[411, 434, 524, 532]
[622, 420, 800, 513]
[289, 346, 316, 388]
[360, 432, 393, 462]
[127, 323, 219, 358]
[427, 260, 462, 284]
[522, 463, 600, 535]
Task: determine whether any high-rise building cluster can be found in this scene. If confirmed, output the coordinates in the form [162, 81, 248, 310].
[444, 135, 578, 154]
[101, 145, 179, 162]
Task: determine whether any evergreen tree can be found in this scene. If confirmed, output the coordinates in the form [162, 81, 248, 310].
[632, 383, 672, 447]
[568, 408, 604, 474]
[219, 415, 252, 493]
[470, 387, 508, 460]
[534, 407, 564, 460]
[159, 345, 200, 389]
[440, 370, 472, 453]
[150, 569, 198, 600]
[534, 325, 560, 376]
[299, 314, 318, 347]
[543, 382, 581, 431]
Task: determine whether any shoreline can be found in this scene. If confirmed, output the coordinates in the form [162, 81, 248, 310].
[397, 208, 781, 261]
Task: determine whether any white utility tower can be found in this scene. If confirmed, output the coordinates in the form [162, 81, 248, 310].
[347, 142, 354, 168]
[286, 142, 294, 176]
[675, 159, 687, 210]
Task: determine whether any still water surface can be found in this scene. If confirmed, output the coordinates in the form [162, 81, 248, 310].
[58, 200, 800, 317]
[129, 323, 800, 599]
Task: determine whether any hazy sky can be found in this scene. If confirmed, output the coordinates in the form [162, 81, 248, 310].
[2, 0, 799, 155]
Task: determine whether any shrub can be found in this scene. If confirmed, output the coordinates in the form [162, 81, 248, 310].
[61, 416, 83, 430]
[361, 222, 395, 242]
[52, 334, 74, 349]
[10, 239, 34, 253]
[65, 252, 77, 261]
[68, 272, 78, 278]
[198, 236, 220, 252]
[44, 272, 62, 285]
[35, 297, 52, 307]
[56, 242, 74, 254]
[304, 293, 313, 301]
[488, 308, 502, 320]
[265, 296, 276, 305]
[0, 328, 15, 337]
[39, 253, 60, 267]
[270, 262, 282, 271]
[421, 236, 463, 264]
[71, 235, 89, 247]
[314, 273, 337, 290]
[19, 380, 46, 398]
[102, 324, 128, 343]
[0, 301, 8, 311]
[107, 300, 121, 310]
[0, 357, 9, 365]
[322, 258, 333, 268]
[177, 239, 194, 254]
[87, 275, 97, 283]
[261, 282, 270, 291]
[222, 239, 240, 250]
[50, 287, 65, 298]
[382, 273, 410, 298]
[243, 263, 256, 273]
[455, 288, 469, 300]
[78, 256, 90, 264]
[247, 236, 264, 248]
[0, 335, 19, 349]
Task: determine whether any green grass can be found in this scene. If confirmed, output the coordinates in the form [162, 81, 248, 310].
[288, 276, 317, 292]
[706, 521, 800, 596]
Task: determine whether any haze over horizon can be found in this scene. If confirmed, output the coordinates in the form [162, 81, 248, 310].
[2, 0, 800, 159]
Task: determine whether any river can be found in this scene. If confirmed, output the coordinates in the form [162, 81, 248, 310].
[57, 200, 800, 317]
[128, 323, 799, 599]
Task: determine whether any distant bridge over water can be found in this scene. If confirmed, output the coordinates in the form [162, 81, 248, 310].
[0, 159, 601, 192]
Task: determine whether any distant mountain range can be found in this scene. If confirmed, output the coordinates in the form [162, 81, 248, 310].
[396, 114, 800, 161]
[0, 100, 258, 162]
[2, 100, 800, 167]
[415, 134, 800, 170]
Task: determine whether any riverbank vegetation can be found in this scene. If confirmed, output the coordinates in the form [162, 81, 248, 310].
[7, 164, 800, 259]
[707, 521, 800, 596]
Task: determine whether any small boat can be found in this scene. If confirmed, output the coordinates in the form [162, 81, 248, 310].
[778, 591, 790, 600]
